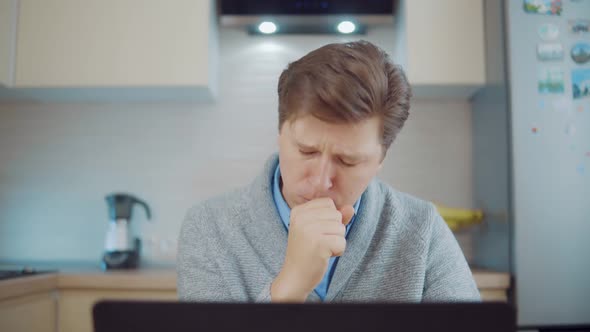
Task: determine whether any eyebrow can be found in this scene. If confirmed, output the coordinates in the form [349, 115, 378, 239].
[295, 141, 365, 162]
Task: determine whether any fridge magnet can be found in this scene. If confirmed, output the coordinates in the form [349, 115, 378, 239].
[568, 19, 589, 35]
[572, 68, 590, 99]
[578, 105, 584, 112]
[539, 67, 565, 94]
[538, 23, 560, 40]
[539, 100, 546, 109]
[576, 164, 584, 175]
[570, 42, 590, 64]
[524, 0, 563, 16]
[537, 43, 564, 61]
[564, 123, 576, 136]
[531, 123, 540, 134]
[585, 151, 590, 158]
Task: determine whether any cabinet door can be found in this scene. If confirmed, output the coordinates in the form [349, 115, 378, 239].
[15, 0, 212, 87]
[0, 0, 17, 86]
[0, 292, 57, 332]
[480, 289, 508, 302]
[396, 0, 485, 92]
[58, 289, 177, 332]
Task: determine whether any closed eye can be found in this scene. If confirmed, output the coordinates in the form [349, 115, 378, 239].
[339, 158, 356, 167]
[299, 149, 316, 156]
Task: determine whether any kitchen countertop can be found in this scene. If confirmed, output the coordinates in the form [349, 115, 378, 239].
[0, 268, 510, 301]
[0, 273, 59, 300]
[57, 269, 176, 290]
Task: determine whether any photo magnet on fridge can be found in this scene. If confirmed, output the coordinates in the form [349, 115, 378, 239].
[537, 43, 564, 61]
[538, 23, 560, 40]
[538, 67, 565, 94]
[568, 19, 589, 35]
[572, 68, 590, 99]
[570, 43, 590, 65]
[524, 0, 563, 15]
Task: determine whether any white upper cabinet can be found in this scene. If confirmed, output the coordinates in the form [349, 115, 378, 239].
[395, 0, 486, 97]
[6, 0, 218, 101]
[0, 0, 17, 87]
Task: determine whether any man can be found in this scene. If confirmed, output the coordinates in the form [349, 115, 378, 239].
[177, 40, 480, 303]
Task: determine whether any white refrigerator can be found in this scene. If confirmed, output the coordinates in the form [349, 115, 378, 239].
[472, 0, 590, 329]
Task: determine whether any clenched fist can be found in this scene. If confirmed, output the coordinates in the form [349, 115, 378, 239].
[270, 197, 355, 302]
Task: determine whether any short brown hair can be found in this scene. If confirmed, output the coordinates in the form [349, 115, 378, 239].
[277, 40, 411, 154]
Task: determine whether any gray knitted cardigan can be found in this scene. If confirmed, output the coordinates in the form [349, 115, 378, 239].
[177, 154, 480, 303]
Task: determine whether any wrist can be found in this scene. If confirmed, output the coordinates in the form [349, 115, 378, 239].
[270, 268, 310, 303]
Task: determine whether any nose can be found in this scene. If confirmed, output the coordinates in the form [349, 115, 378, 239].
[308, 155, 334, 194]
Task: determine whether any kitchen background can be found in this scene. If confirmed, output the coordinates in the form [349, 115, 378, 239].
[0, 25, 476, 265]
[1, 0, 589, 330]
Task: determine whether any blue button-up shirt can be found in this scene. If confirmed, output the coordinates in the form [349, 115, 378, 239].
[271, 163, 360, 301]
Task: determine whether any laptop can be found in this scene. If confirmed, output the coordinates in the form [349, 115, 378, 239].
[93, 301, 515, 332]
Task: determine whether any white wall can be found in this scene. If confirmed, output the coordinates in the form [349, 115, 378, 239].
[0, 27, 473, 265]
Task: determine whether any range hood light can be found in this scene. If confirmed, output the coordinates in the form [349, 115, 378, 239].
[337, 20, 356, 34]
[258, 21, 278, 34]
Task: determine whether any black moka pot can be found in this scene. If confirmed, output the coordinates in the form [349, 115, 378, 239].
[102, 193, 151, 270]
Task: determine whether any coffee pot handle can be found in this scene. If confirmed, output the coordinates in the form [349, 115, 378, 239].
[133, 197, 151, 220]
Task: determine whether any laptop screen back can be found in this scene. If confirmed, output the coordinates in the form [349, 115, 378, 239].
[93, 301, 515, 332]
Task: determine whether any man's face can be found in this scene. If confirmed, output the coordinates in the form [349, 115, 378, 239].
[278, 114, 384, 210]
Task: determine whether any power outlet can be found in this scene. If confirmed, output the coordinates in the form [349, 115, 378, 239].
[143, 235, 177, 261]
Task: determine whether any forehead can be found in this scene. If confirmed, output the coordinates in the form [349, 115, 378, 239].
[287, 115, 381, 151]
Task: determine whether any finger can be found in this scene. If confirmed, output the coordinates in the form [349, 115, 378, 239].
[301, 197, 336, 210]
[338, 205, 355, 226]
[309, 222, 346, 237]
[324, 235, 346, 257]
[296, 209, 342, 225]
[291, 198, 334, 222]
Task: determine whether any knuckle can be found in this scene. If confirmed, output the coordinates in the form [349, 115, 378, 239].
[331, 237, 346, 253]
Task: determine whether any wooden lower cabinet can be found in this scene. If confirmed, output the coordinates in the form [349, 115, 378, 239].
[0, 291, 58, 332]
[480, 289, 508, 302]
[58, 289, 177, 332]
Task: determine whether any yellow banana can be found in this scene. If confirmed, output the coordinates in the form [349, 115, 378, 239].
[434, 204, 484, 231]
